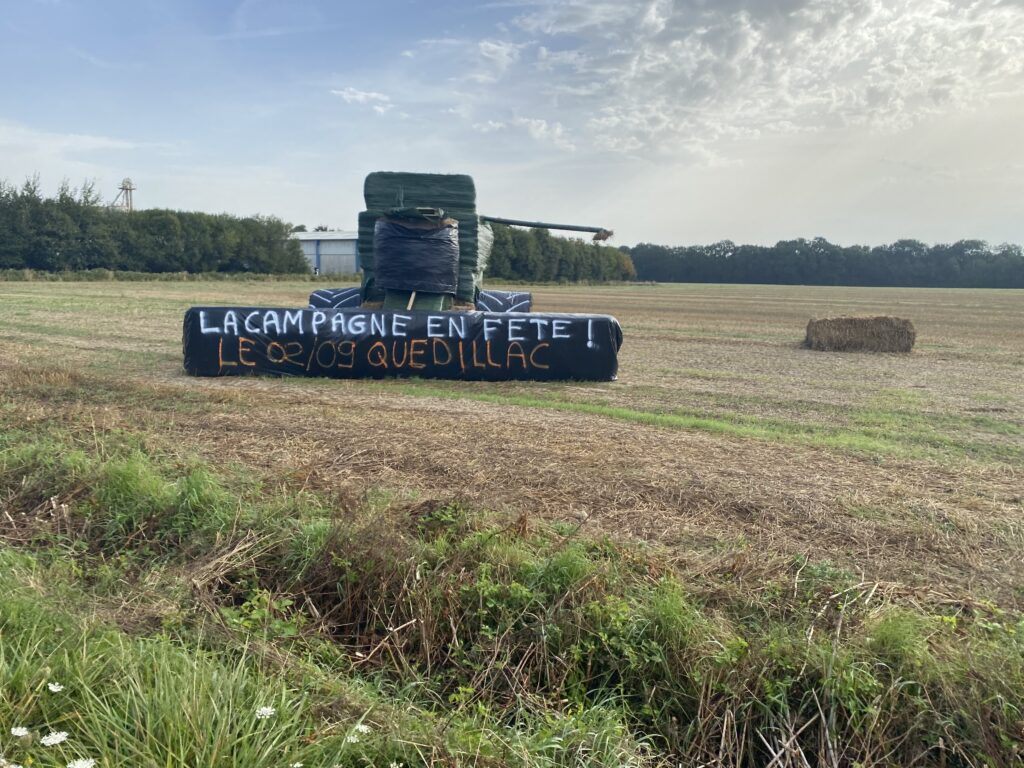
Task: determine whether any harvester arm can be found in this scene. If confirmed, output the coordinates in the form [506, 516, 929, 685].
[480, 215, 614, 242]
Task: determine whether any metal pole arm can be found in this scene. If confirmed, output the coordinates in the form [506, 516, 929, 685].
[480, 216, 614, 241]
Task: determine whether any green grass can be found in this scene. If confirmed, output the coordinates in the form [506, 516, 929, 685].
[376, 380, 1024, 463]
[2, 425, 1023, 767]
[0, 560, 361, 768]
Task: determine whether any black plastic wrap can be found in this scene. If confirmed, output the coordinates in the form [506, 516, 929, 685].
[183, 307, 622, 382]
[476, 290, 532, 313]
[374, 218, 459, 294]
[359, 214, 489, 304]
[308, 287, 361, 310]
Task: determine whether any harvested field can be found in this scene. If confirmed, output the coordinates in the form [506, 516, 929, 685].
[3, 279, 1024, 767]
[1, 280, 1022, 602]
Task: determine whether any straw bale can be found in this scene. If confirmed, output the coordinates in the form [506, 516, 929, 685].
[805, 316, 916, 353]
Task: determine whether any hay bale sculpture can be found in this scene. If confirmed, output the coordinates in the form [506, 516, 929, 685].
[182, 171, 623, 382]
[805, 316, 916, 353]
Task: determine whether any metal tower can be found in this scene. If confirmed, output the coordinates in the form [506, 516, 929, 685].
[110, 178, 136, 212]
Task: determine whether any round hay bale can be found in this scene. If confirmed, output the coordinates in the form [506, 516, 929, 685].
[805, 316, 916, 353]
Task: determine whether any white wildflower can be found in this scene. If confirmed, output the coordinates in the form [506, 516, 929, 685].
[354, 722, 371, 734]
[48, 682, 65, 692]
[1, 759, 25, 768]
[290, 763, 303, 767]
[9, 727, 29, 737]
[345, 733, 359, 744]
[254, 706, 276, 720]
[67, 760, 96, 768]
[41, 730, 69, 746]
[390, 762, 404, 768]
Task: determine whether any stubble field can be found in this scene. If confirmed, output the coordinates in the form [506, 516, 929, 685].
[3, 280, 1021, 600]
[2, 279, 1023, 767]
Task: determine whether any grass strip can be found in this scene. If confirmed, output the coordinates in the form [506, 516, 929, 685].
[375, 381, 1023, 463]
[2, 425, 1023, 766]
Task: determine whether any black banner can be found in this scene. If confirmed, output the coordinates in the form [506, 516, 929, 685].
[182, 307, 622, 381]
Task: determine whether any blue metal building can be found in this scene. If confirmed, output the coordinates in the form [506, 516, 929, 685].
[291, 230, 359, 274]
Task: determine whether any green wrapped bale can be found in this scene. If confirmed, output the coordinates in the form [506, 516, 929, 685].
[364, 172, 476, 212]
[357, 210, 379, 271]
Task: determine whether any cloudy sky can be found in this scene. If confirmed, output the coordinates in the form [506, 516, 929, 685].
[1, 0, 1022, 246]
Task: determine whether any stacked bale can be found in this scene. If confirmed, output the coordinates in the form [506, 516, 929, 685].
[357, 209, 379, 295]
[805, 316, 916, 353]
[364, 172, 476, 211]
[358, 172, 492, 303]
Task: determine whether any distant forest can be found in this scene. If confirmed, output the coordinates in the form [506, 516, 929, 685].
[7, 179, 1019, 287]
[627, 238, 1024, 288]
[0, 179, 307, 274]
[0, 178, 635, 282]
[485, 223, 636, 282]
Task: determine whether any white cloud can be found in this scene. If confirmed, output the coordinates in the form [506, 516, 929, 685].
[499, 0, 1024, 158]
[69, 47, 116, 69]
[512, 117, 575, 151]
[331, 87, 391, 105]
[0, 120, 144, 154]
[514, 1, 628, 36]
[478, 39, 523, 71]
[312, 0, 1023, 175]
[638, 0, 672, 35]
[469, 39, 531, 83]
[221, 0, 326, 41]
[473, 120, 506, 133]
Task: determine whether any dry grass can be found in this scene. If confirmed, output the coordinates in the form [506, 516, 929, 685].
[805, 316, 916, 353]
[1, 280, 1022, 606]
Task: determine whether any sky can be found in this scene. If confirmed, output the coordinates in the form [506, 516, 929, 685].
[1, 0, 1022, 247]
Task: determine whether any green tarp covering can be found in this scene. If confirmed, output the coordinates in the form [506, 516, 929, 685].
[363, 172, 476, 212]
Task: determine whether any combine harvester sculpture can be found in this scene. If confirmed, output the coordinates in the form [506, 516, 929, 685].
[183, 172, 623, 381]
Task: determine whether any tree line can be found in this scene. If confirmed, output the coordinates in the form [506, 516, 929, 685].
[1, 179, 636, 282]
[626, 238, 1024, 288]
[484, 223, 636, 282]
[0, 178, 307, 273]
